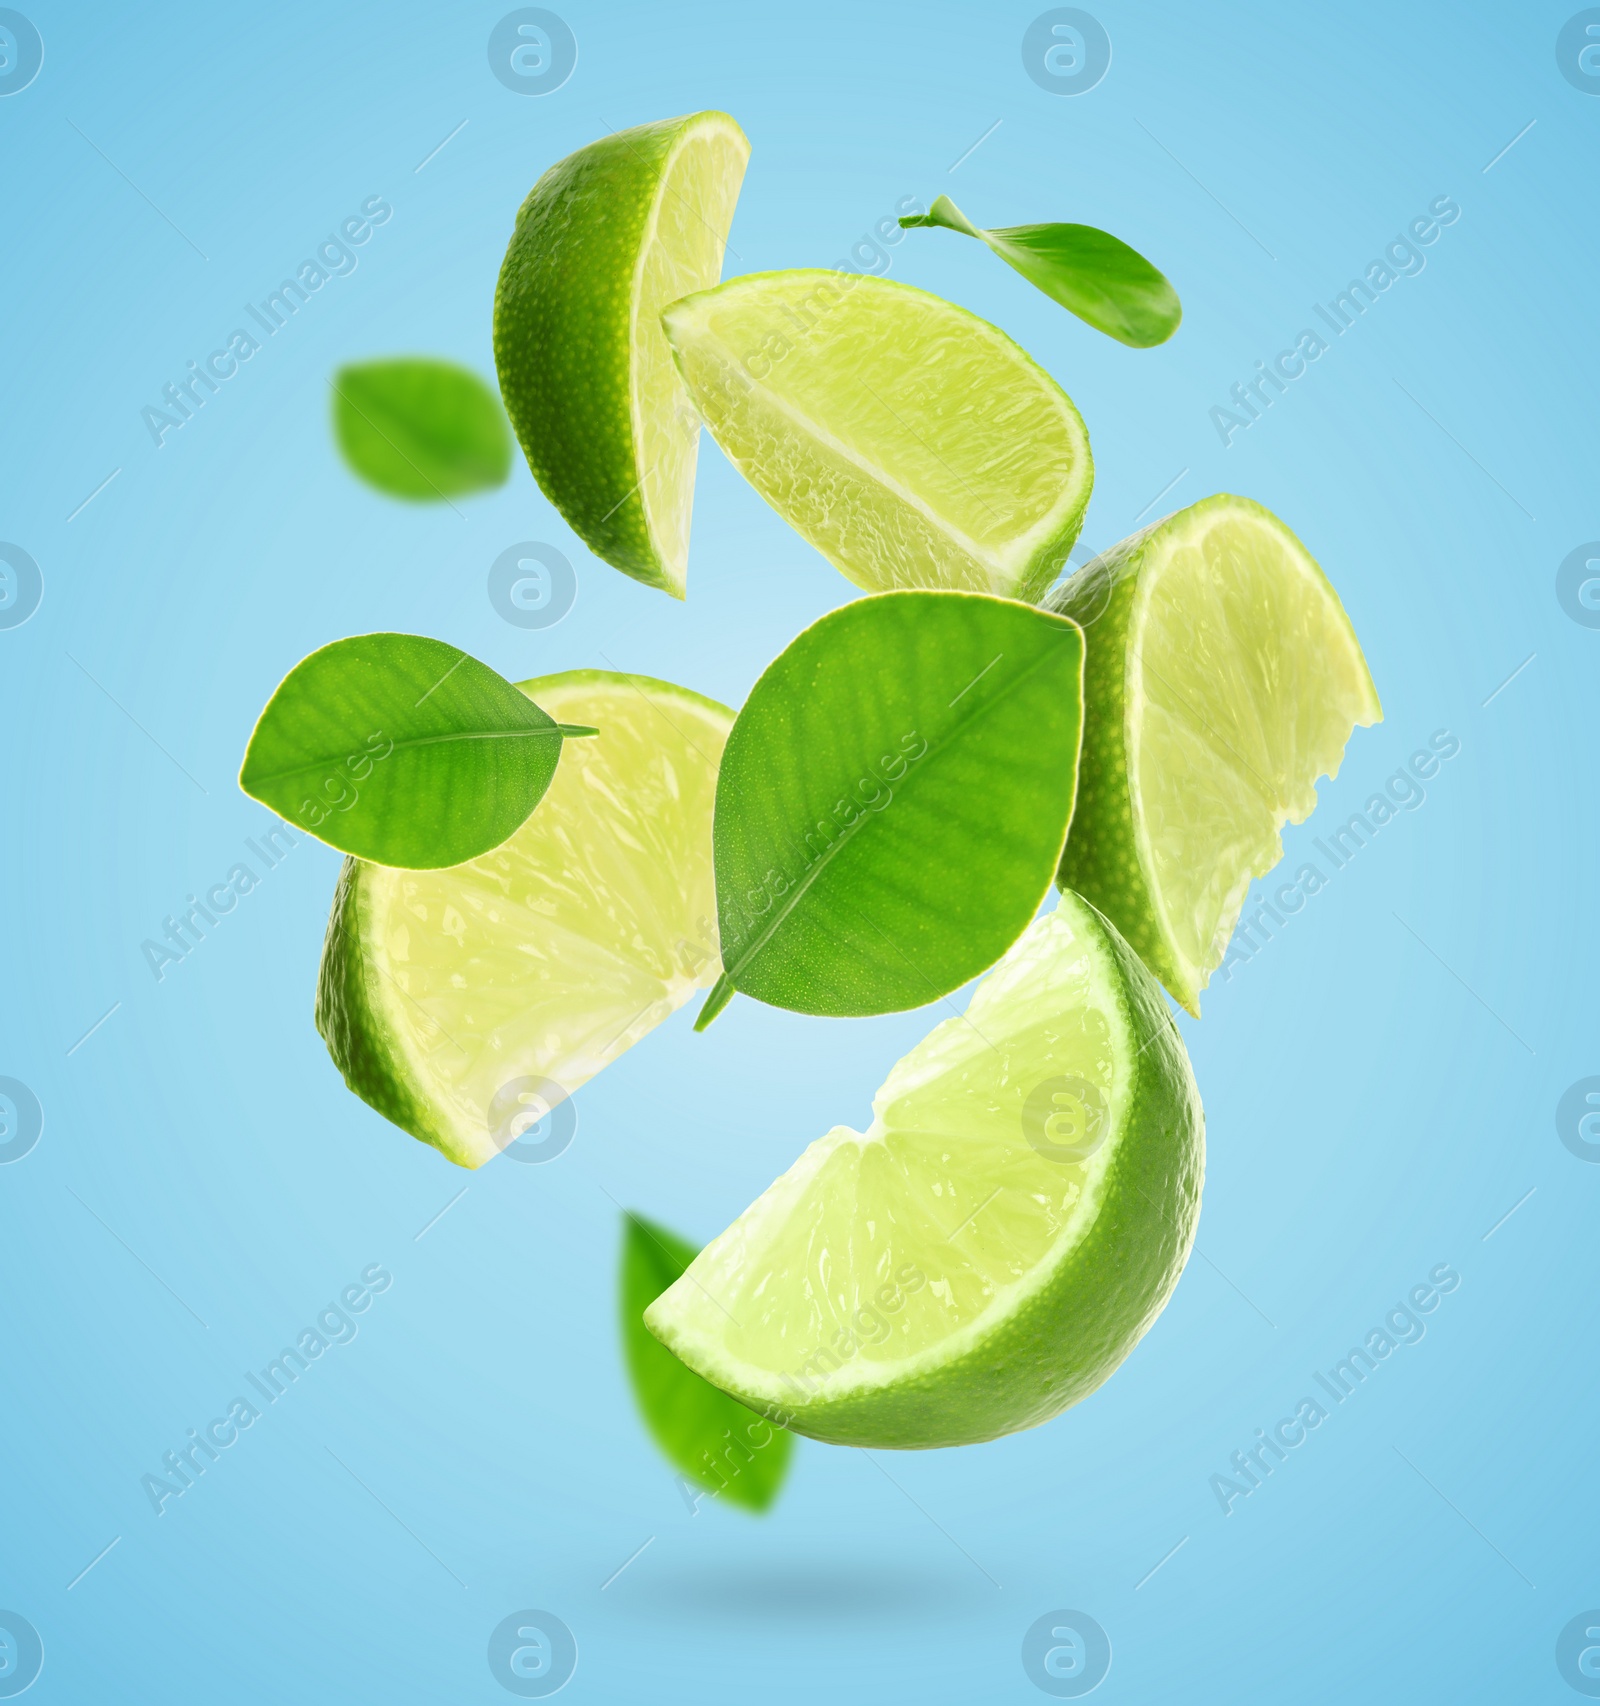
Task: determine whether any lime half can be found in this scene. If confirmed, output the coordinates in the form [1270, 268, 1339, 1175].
[645, 893, 1203, 1448]
[1050, 494, 1382, 1014]
[494, 112, 749, 597]
[316, 671, 732, 1168]
[662, 271, 1093, 599]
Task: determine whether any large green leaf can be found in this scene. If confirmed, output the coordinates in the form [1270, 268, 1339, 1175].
[901, 195, 1181, 348]
[620, 1213, 792, 1512]
[239, 633, 595, 868]
[331, 358, 512, 500]
[698, 590, 1084, 1025]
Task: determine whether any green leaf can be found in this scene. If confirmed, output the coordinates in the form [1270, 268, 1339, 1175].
[330, 358, 513, 500]
[900, 195, 1182, 348]
[699, 590, 1083, 1024]
[620, 1213, 793, 1512]
[239, 633, 595, 868]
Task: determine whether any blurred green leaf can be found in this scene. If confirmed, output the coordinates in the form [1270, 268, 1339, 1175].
[620, 1212, 792, 1512]
[331, 358, 512, 500]
[901, 195, 1181, 348]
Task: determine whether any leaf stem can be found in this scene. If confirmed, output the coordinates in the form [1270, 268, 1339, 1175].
[693, 973, 736, 1032]
[898, 194, 983, 239]
[556, 723, 599, 738]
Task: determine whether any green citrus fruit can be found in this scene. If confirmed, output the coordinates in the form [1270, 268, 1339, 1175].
[645, 893, 1202, 1448]
[493, 112, 749, 597]
[1049, 493, 1381, 1014]
[316, 671, 731, 1167]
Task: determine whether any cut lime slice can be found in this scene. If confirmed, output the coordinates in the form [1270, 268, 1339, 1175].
[1050, 494, 1382, 1013]
[316, 671, 731, 1168]
[662, 270, 1092, 599]
[494, 112, 749, 596]
[645, 893, 1202, 1448]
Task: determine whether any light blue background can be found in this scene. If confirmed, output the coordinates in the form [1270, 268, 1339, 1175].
[2, 3, 1594, 1700]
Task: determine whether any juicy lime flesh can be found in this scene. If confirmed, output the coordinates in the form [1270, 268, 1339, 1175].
[633, 117, 748, 587]
[663, 272, 1091, 596]
[648, 906, 1130, 1407]
[1131, 503, 1382, 988]
[358, 675, 730, 1166]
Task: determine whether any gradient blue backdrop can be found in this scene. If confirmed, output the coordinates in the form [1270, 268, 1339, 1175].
[2, 3, 1594, 1700]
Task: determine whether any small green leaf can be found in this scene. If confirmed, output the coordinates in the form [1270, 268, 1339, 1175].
[239, 633, 594, 868]
[901, 194, 1182, 348]
[620, 1213, 792, 1512]
[331, 358, 513, 500]
[700, 590, 1083, 1024]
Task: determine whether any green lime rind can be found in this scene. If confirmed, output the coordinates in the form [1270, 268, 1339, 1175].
[1047, 527, 1187, 1003]
[493, 113, 746, 596]
[494, 118, 681, 586]
[316, 854, 462, 1162]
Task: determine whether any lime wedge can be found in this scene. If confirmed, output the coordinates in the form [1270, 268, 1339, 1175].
[645, 893, 1202, 1448]
[494, 112, 749, 597]
[316, 671, 731, 1168]
[662, 271, 1092, 599]
[1050, 494, 1382, 1014]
